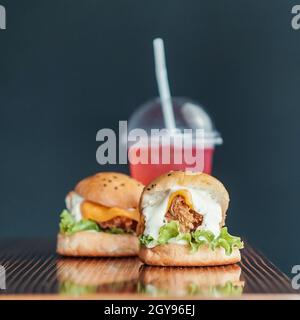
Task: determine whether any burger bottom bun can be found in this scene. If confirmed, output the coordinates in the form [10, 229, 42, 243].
[139, 244, 241, 267]
[57, 231, 139, 257]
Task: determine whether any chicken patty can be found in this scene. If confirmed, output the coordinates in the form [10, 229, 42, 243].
[166, 195, 203, 232]
[99, 216, 137, 233]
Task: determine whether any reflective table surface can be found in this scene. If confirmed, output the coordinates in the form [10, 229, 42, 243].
[0, 239, 298, 299]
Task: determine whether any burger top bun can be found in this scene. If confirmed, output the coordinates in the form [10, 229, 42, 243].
[75, 172, 144, 210]
[140, 171, 229, 227]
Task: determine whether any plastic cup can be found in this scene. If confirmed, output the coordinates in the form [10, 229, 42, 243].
[127, 97, 222, 185]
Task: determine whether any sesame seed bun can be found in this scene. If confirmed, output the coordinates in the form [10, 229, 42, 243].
[75, 172, 144, 210]
[139, 171, 229, 230]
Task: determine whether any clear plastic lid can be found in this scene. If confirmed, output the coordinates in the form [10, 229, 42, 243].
[127, 97, 223, 147]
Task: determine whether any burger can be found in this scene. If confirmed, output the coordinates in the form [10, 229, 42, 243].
[138, 171, 243, 266]
[57, 172, 144, 257]
[138, 264, 244, 297]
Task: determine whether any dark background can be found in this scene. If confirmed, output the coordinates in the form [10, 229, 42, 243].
[0, 0, 299, 274]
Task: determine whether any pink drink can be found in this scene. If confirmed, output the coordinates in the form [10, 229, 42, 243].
[127, 98, 222, 184]
[129, 144, 214, 185]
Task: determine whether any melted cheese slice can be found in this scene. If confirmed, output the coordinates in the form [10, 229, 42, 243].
[167, 189, 194, 211]
[81, 201, 140, 223]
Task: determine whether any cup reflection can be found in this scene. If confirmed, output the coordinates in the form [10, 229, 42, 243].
[56, 258, 142, 296]
[138, 264, 244, 297]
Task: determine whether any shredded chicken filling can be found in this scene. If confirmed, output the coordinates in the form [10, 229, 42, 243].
[165, 195, 203, 233]
[98, 216, 137, 233]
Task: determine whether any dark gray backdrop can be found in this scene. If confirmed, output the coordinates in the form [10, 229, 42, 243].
[0, 0, 299, 274]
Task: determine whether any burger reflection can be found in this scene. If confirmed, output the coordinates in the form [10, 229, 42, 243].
[56, 258, 142, 296]
[138, 264, 244, 298]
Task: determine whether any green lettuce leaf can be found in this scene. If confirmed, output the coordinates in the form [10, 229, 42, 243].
[59, 210, 100, 235]
[108, 227, 126, 234]
[140, 234, 155, 247]
[157, 220, 180, 244]
[139, 221, 243, 256]
[59, 210, 75, 234]
[175, 233, 200, 253]
[193, 229, 215, 243]
[215, 227, 243, 255]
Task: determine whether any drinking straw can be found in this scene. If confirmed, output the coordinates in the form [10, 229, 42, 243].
[153, 38, 176, 131]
